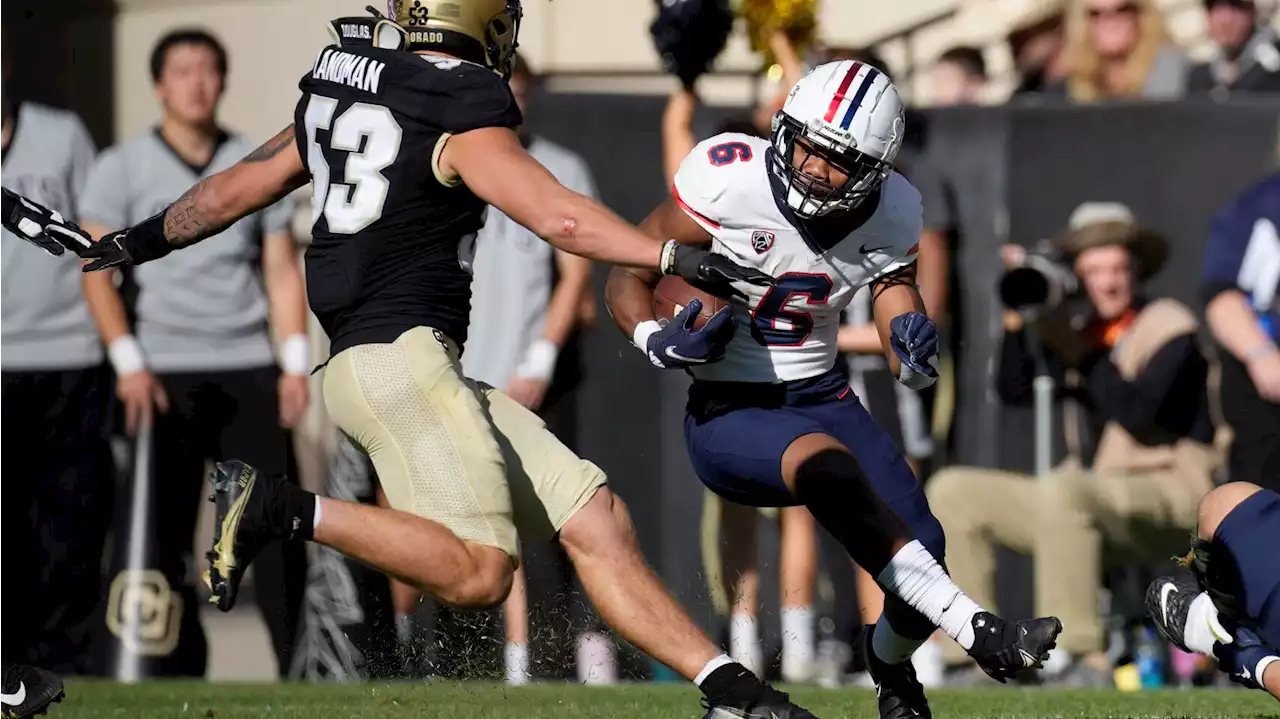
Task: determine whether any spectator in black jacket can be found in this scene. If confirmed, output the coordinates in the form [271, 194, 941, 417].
[927, 203, 1220, 685]
[1188, 0, 1280, 97]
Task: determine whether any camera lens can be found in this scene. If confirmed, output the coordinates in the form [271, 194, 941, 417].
[1000, 266, 1052, 309]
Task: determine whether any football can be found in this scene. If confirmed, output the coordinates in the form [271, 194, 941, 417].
[652, 276, 730, 330]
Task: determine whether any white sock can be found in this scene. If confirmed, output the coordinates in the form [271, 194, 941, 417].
[694, 653, 738, 686]
[876, 540, 983, 650]
[575, 631, 618, 685]
[872, 614, 927, 664]
[780, 605, 815, 679]
[1184, 592, 1227, 656]
[313, 496, 323, 530]
[729, 613, 762, 675]
[1042, 648, 1073, 677]
[394, 612, 414, 644]
[505, 642, 530, 685]
[911, 638, 944, 688]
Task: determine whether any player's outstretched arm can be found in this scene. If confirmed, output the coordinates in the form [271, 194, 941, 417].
[871, 264, 940, 390]
[441, 127, 773, 298]
[444, 126, 666, 268]
[604, 196, 712, 337]
[79, 125, 309, 271]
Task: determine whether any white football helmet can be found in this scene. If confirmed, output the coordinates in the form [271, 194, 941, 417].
[770, 60, 905, 218]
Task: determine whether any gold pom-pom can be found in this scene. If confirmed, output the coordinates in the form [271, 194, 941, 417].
[741, 0, 818, 68]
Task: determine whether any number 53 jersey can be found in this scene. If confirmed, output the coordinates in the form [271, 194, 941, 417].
[673, 133, 923, 383]
[295, 44, 521, 356]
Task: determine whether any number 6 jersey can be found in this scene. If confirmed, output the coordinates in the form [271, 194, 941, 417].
[295, 43, 521, 356]
[673, 132, 923, 383]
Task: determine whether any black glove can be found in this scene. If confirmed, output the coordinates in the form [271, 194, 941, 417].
[643, 298, 736, 369]
[79, 212, 173, 272]
[660, 240, 775, 302]
[2, 187, 94, 257]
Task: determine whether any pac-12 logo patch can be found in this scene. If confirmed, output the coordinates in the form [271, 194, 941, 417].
[751, 230, 775, 254]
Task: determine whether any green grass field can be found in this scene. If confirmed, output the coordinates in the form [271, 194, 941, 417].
[52, 681, 1278, 718]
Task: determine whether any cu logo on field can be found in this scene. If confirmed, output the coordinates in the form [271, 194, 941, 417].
[106, 569, 183, 657]
[751, 230, 775, 254]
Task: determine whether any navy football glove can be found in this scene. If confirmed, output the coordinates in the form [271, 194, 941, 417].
[889, 311, 940, 390]
[644, 299, 736, 370]
[2, 187, 94, 258]
[1213, 622, 1280, 690]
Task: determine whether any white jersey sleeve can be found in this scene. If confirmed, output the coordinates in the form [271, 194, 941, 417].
[671, 133, 766, 236]
[862, 171, 924, 283]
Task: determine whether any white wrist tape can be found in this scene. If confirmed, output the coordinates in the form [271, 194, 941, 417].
[280, 334, 310, 375]
[108, 335, 147, 376]
[659, 240, 679, 275]
[632, 320, 663, 353]
[897, 357, 939, 390]
[1256, 654, 1279, 684]
[515, 337, 559, 380]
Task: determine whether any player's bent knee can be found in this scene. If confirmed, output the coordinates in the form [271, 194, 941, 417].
[437, 544, 514, 609]
[1198, 482, 1264, 541]
[558, 487, 639, 557]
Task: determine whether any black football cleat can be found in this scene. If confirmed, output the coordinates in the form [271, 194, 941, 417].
[205, 460, 277, 612]
[863, 624, 932, 719]
[1147, 572, 1214, 653]
[966, 611, 1062, 683]
[2, 662, 64, 719]
[701, 685, 819, 719]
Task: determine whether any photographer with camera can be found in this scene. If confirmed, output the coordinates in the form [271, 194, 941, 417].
[927, 202, 1220, 684]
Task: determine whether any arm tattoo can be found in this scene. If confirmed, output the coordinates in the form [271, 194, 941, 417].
[243, 124, 297, 163]
[162, 180, 211, 247]
[161, 124, 297, 247]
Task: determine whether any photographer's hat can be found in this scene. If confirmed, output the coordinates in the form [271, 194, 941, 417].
[1059, 202, 1169, 281]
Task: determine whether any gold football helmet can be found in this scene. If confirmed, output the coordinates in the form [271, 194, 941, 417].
[384, 0, 521, 77]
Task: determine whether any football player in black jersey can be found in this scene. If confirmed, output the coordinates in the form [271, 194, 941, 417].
[4, 2, 813, 717]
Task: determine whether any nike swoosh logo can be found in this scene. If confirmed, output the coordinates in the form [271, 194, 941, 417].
[2, 681, 27, 706]
[1161, 583, 1177, 627]
[860, 243, 890, 254]
[665, 346, 709, 364]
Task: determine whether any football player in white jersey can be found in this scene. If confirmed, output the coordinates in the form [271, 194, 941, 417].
[607, 60, 1064, 718]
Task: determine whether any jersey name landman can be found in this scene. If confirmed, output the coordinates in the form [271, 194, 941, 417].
[311, 49, 386, 94]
